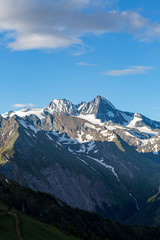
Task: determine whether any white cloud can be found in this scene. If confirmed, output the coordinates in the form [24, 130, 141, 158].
[9, 34, 81, 51]
[13, 103, 36, 108]
[77, 62, 97, 66]
[105, 66, 153, 76]
[0, 1, 160, 51]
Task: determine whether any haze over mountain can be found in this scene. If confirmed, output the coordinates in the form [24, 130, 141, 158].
[0, 95, 160, 223]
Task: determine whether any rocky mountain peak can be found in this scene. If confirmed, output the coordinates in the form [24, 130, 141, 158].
[78, 95, 124, 123]
[45, 98, 77, 116]
[78, 95, 116, 117]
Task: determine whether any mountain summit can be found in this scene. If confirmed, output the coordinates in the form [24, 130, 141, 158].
[44, 95, 117, 121]
[77, 95, 116, 120]
[45, 98, 77, 116]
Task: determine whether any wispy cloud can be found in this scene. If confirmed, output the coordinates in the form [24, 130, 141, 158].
[13, 103, 36, 108]
[72, 51, 86, 56]
[105, 66, 153, 76]
[77, 62, 97, 67]
[0, 1, 160, 50]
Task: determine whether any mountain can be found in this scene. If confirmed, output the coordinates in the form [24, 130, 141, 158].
[1, 96, 160, 223]
[1, 173, 160, 240]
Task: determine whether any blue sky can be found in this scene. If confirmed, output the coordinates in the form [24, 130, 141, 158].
[0, 0, 160, 121]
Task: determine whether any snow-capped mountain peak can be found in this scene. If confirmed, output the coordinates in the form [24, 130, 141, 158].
[45, 99, 77, 116]
[77, 95, 118, 123]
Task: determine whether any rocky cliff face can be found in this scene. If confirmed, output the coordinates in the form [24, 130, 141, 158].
[1, 96, 160, 222]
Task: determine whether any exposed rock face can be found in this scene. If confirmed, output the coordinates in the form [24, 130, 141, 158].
[45, 99, 77, 116]
[1, 96, 160, 222]
[78, 96, 125, 124]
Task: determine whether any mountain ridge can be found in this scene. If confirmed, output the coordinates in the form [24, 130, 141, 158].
[2, 95, 160, 127]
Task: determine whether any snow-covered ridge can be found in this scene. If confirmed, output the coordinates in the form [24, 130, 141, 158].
[19, 119, 39, 134]
[2, 108, 45, 120]
[2, 96, 160, 131]
[1, 96, 160, 154]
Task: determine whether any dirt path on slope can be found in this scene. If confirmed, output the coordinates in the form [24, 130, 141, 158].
[9, 212, 23, 240]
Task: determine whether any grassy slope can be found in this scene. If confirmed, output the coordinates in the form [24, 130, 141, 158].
[0, 196, 81, 240]
[18, 212, 80, 240]
[0, 211, 81, 240]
